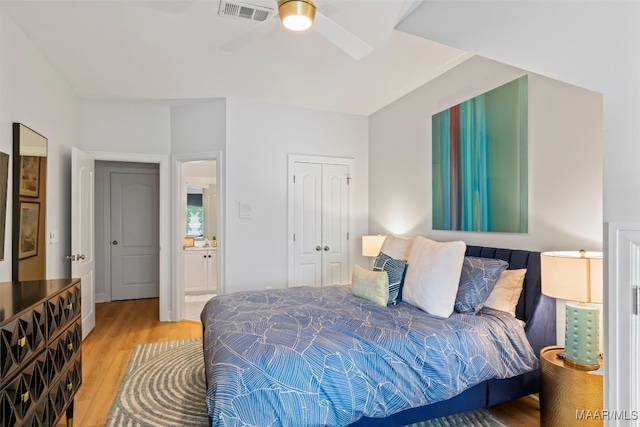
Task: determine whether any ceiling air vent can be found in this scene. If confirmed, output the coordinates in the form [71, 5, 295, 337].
[219, 1, 274, 22]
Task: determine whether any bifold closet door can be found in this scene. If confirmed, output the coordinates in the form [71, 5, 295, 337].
[293, 162, 349, 287]
[320, 164, 349, 286]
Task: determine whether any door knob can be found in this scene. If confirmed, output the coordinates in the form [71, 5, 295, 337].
[315, 246, 322, 251]
[324, 246, 330, 251]
[77, 254, 86, 260]
[112, 240, 118, 245]
[64, 255, 76, 261]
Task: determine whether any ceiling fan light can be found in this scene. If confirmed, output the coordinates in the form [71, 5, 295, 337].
[282, 14, 312, 31]
[278, 0, 316, 31]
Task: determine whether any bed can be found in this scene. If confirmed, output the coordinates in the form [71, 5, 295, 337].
[201, 244, 556, 426]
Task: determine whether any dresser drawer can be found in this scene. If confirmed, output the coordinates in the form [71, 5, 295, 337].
[46, 319, 81, 385]
[0, 350, 48, 427]
[0, 304, 46, 386]
[45, 282, 81, 341]
[47, 356, 81, 424]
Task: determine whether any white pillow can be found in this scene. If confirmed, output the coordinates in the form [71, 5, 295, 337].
[379, 235, 414, 260]
[483, 269, 527, 316]
[402, 236, 466, 318]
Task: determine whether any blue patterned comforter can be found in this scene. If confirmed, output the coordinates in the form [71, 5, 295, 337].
[202, 286, 538, 427]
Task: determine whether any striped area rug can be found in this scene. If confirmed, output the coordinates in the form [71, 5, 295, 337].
[106, 339, 510, 427]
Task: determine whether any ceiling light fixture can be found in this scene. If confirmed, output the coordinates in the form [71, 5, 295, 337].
[278, 0, 316, 31]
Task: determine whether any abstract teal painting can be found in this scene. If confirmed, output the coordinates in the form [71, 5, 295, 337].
[432, 76, 528, 233]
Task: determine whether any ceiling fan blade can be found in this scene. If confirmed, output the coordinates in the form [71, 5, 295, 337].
[312, 12, 373, 60]
[219, 14, 280, 52]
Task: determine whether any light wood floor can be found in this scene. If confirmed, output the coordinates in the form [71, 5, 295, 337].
[61, 298, 539, 426]
[57, 298, 202, 427]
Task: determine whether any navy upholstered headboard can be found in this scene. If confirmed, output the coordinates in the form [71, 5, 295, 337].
[465, 245, 556, 363]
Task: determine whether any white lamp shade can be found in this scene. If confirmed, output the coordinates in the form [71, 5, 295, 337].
[541, 251, 603, 303]
[362, 235, 386, 257]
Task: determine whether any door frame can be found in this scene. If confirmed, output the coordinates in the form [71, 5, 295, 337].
[287, 154, 355, 287]
[87, 151, 172, 321]
[172, 151, 225, 322]
[606, 221, 640, 426]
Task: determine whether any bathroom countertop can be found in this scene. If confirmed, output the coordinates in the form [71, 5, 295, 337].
[183, 245, 218, 251]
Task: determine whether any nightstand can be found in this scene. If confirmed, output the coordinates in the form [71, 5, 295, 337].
[540, 346, 603, 426]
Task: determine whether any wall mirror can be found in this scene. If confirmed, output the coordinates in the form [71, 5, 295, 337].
[12, 123, 48, 281]
[0, 152, 9, 261]
[186, 185, 216, 241]
[183, 160, 217, 244]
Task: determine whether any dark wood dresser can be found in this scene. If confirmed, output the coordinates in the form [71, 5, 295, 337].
[0, 278, 82, 427]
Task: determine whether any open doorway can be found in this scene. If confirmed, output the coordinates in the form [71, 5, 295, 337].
[172, 152, 224, 322]
[181, 160, 218, 320]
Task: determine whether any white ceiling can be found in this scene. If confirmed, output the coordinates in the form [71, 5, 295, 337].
[0, 0, 471, 115]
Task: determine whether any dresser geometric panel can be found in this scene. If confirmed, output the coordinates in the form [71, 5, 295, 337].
[0, 278, 81, 427]
[48, 358, 82, 424]
[45, 284, 81, 341]
[0, 351, 48, 426]
[0, 305, 45, 385]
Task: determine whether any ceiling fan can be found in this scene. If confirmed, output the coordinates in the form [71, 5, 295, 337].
[219, 0, 374, 60]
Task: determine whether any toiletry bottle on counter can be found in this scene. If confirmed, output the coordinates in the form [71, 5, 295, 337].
[212, 236, 217, 247]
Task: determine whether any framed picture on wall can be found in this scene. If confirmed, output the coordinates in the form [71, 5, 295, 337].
[0, 151, 9, 261]
[19, 155, 40, 197]
[18, 201, 39, 259]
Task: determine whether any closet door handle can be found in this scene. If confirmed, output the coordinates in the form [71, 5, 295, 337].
[324, 246, 330, 251]
[112, 240, 118, 245]
[315, 246, 322, 251]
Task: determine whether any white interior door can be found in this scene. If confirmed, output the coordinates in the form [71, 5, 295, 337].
[110, 172, 159, 300]
[71, 148, 95, 340]
[293, 162, 322, 286]
[321, 164, 350, 286]
[292, 160, 350, 287]
[608, 223, 640, 427]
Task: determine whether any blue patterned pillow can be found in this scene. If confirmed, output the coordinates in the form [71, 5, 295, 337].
[454, 256, 508, 314]
[373, 252, 408, 305]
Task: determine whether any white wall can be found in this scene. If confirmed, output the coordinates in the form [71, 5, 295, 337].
[398, 0, 637, 226]
[0, 9, 80, 281]
[171, 99, 226, 154]
[80, 100, 171, 155]
[369, 55, 603, 252]
[225, 98, 369, 292]
[183, 160, 216, 178]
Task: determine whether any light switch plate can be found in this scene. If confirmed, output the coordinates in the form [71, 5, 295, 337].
[239, 200, 253, 219]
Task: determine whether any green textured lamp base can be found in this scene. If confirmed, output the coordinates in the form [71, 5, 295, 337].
[564, 302, 600, 368]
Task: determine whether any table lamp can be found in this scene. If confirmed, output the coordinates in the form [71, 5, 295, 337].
[362, 235, 386, 257]
[541, 250, 603, 370]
